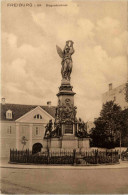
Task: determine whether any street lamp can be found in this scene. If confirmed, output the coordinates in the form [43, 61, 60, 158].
[119, 131, 122, 162]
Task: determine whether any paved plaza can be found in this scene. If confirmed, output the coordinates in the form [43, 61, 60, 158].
[0, 160, 128, 194]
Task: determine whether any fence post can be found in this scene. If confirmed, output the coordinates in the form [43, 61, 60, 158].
[106, 149, 107, 163]
[94, 150, 96, 164]
[111, 150, 113, 163]
[17, 151, 19, 162]
[96, 150, 98, 164]
[12, 149, 14, 162]
[47, 148, 49, 164]
[73, 149, 76, 165]
[85, 151, 88, 165]
[27, 149, 29, 163]
[15, 149, 17, 162]
[10, 149, 11, 162]
[116, 150, 119, 162]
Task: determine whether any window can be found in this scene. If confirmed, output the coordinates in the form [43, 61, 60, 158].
[36, 127, 39, 135]
[7, 126, 12, 134]
[6, 110, 12, 119]
[34, 114, 42, 119]
[35, 127, 41, 136]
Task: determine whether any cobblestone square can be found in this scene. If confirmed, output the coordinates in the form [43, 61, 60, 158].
[1, 166, 128, 194]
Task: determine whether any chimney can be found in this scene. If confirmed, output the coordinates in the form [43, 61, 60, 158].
[109, 83, 112, 91]
[47, 101, 51, 107]
[1, 97, 6, 104]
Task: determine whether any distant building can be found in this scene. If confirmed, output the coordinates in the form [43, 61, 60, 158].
[86, 121, 95, 134]
[102, 83, 128, 147]
[87, 82, 128, 135]
[102, 83, 128, 110]
[0, 100, 56, 157]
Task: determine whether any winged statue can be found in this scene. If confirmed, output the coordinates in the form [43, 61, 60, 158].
[56, 40, 75, 81]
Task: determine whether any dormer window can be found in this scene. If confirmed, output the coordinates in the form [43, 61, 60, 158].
[6, 110, 12, 119]
[34, 114, 42, 119]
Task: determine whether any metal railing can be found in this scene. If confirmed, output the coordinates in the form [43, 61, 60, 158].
[10, 149, 119, 165]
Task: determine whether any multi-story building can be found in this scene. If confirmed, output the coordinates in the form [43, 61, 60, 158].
[0, 99, 56, 157]
[102, 83, 128, 110]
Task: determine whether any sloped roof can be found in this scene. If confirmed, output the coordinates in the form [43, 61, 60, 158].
[0, 103, 56, 121]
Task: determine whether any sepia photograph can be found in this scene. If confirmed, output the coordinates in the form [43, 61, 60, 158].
[0, 0, 128, 194]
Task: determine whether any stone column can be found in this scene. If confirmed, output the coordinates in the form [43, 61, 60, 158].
[29, 124, 33, 150]
[16, 123, 20, 150]
[62, 124, 64, 135]
[77, 123, 79, 132]
[73, 124, 75, 135]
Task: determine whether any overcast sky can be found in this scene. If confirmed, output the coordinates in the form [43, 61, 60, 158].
[1, 0, 128, 121]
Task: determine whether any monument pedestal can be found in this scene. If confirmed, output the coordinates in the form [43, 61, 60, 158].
[42, 137, 90, 152]
[78, 138, 90, 152]
[62, 138, 78, 149]
[50, 138, 62, 148]
[42, 81, 90, 151]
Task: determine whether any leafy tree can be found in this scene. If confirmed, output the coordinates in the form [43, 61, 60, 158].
[125, 81, 128, 103]
[121, 108, 128, 147]
[90, 101, 128, 148]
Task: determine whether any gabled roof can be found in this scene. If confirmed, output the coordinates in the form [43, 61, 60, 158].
[0, 103, 56, 121]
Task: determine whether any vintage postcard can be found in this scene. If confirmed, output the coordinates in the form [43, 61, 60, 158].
[1, 0, 128, 194]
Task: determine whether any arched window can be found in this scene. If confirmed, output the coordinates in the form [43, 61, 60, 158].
[6, 110, 12, 119]
[34, 114, 42, 119]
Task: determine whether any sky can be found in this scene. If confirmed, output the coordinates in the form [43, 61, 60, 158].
[1, 0, 128, 121]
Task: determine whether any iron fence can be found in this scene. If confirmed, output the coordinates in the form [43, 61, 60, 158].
[10, 149, 75, 165]
[75, 150, 119, 164]
[10, 149, 119, 165]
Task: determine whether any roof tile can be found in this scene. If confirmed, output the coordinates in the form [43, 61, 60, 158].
[0, 103, 56, 121]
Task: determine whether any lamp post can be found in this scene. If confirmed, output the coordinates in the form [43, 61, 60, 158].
[119, 131, 122, 162]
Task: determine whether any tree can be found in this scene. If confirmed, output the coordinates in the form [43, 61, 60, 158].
[125, 81, 128, 103]
[90, 101, 128, 149]
[120, 108, 128, 147]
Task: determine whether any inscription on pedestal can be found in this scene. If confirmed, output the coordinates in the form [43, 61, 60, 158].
[64, 124, 73, 134]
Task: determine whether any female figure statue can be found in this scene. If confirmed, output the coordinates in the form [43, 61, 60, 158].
[56, 40, 75, 81]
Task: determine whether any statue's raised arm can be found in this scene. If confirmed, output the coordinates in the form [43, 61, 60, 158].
[56, 40, 75, 81]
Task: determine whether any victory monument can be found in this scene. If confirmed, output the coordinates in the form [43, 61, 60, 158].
[43, 41, 90, 152]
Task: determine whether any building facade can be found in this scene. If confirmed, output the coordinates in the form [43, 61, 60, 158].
[102, 83, 128, 110]
[0, 102, 56, 157]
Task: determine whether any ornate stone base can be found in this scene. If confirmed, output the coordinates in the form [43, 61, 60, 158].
[62, 139, 78, 149]
[78, 138, 90, 152]
[43, 139, 51, 148]
[50, 138, 62, 148]
[42, 137, 90, 152]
